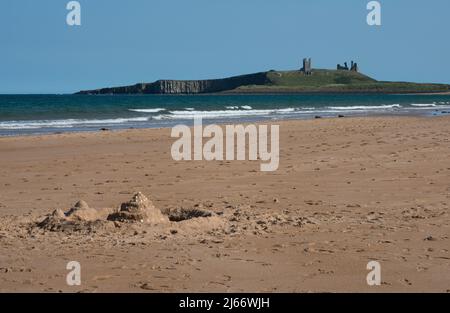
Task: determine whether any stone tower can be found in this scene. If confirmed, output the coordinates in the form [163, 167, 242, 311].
[301, 58, 312, 75]
[350, 61, 358, 72]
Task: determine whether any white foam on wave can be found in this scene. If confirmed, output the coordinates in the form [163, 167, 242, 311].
[328, 104, 401, 110]
[153, 108, 296, 120]
[129, 108, 165, 113]
[410, 103, 436, 107]
[0, 117, 149, 130]
[225, 105, 253, 110]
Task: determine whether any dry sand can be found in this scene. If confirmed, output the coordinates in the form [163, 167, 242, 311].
[0, 116, 449, 292]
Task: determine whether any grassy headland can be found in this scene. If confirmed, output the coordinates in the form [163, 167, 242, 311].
[231, 69, 450, 94]
[76, 69, 450, 95]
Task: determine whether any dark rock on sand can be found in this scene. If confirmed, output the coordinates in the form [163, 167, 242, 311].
[165, 207, 213, 222]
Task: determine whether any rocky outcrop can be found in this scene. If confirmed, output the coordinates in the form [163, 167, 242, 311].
[76, 72, 269, 95]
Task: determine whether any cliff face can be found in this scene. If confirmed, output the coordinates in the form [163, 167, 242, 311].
[76, 72, 269, 95]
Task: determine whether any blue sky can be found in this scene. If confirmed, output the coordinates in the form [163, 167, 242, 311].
[1, 0, 450, 94]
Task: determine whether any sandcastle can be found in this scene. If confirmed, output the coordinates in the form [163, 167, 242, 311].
[107, 192, 169, 224]
[36, 192, 219, 233]
[37, 199, 112, 232]
[64, 200, 107, 221]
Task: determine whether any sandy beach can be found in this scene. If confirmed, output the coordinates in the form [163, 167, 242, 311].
[0, 116, 449, 292]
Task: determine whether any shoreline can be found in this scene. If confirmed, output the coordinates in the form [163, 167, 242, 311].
[223, 89, 450, 95]
[3, 92, 450, 138]
[1, 111, 449, 139]
[3, 90, 450, 96]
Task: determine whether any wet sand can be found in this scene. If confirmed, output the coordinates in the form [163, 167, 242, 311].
[0, 116, 449, 292]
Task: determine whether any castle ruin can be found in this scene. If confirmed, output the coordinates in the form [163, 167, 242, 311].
[300, 58, 312, 75]
[337, 60, 358, 72]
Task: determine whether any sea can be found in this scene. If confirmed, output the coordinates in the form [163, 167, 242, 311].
[1, 93, 450, 136]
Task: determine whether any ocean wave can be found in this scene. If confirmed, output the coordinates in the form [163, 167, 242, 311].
[128, 108, 165, 113]
[154, 108, 296, 120]
[0, 117, 149, 130]
[2, 101, 447, 131]
[225, 105, 253, 110]
[328, 104, 401, 110]
[409, 103, 436, 107]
